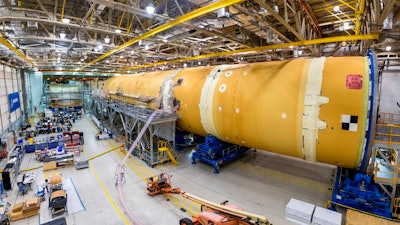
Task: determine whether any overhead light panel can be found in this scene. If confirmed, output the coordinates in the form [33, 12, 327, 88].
[333, 6, 340, 12]
[115, 29, 121, 34]
[146, 2, 155, 14]
[342, 22, 351, 30]
[386, 46, 392, 51]
[98, 45, 103, 50]
[62, 18, 70, 24]
[145, 45, 150, 50]
[104, 36, 110, 44]
[60, 31, 66, 39]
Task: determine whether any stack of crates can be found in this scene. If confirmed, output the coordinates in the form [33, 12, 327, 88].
[312, 206, 342, 225]
[286, 198, 315, 224]
[71, 131, 81, 145]
[63, 132, 72, 145]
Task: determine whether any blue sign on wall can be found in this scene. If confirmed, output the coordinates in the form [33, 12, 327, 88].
[8, 92, 20, 113]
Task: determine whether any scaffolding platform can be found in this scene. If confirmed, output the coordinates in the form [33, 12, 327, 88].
[91, 97, 178, 167]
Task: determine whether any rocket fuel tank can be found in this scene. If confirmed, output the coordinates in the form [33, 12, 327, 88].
[103, 56, 376, 169]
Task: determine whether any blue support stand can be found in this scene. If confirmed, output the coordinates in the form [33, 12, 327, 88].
[191, 136, 250, 174]
[330, 167, 391, 218]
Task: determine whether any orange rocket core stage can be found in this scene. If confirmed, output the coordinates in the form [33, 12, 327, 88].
[104, 57, 370, 169]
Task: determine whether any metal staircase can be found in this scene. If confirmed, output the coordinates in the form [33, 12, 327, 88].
[158, 140, 178, 166]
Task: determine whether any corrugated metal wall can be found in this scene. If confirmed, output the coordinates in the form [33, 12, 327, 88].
[0, 64, 24, 135]
[25, 71, 43, 115]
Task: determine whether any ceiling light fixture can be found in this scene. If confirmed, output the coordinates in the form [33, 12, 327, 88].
[298, 50, 303, 55]
[386, 46, 392, 51]
[60, 31, 66, 39]
[62, 18, 70, 24]
[98, 45, 103, 50]
[146, 2, 155, 14]
[115, 29, 121, 34]
[342, 22, 351, 30]
[333, 6, 340, 12]
[145, 45, 150, 50]
[104, 36, 110, 44]
[163, 38, 168, 42]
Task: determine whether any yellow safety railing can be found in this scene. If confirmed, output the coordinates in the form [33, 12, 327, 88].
[373, 162, 396, 184]
[373, 148, 397, 184]
[378, 112, 400, 125]
[394, 198, 400, 215]
[157, 140, 178, 166]
[373, 123, 400, 147]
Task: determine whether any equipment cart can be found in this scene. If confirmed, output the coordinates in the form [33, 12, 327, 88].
[49, 190, 67, 218]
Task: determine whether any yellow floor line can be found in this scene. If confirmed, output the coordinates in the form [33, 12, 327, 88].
[20, 165, 43, 172]
[236, 161, 331, 194]
[86, 117, 155, 179]
[87, 118, 203, 216]
[104, 139, 155, 180]
[82, 147, 130, 225]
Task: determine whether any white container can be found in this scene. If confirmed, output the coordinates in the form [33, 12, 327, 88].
[44, 109, 53, 118]
[286, 198, 315, 224]
[312, 206, 342, 225]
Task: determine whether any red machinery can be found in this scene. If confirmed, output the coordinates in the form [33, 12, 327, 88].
[145, 173, 180, 195]
[145, 174, 271, 225]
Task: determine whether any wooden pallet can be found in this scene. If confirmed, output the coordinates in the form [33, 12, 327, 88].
[346, 209, 397, 225]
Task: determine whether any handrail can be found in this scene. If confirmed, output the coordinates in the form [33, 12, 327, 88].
[374, 162, 396, 184]
[374, 123, 400, 146]
[378, 112, 400, 125]
[394, 198, 400, 214]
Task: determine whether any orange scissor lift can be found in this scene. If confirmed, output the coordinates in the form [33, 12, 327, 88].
[145, 173, 272, 225]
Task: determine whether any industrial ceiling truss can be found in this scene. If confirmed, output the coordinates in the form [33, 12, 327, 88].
[0, 0, 398, 74]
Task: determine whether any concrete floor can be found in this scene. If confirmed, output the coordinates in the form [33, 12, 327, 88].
[2, 115, 338, 225]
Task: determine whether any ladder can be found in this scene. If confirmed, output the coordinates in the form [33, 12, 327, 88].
[158, 140, 178, 166]
[142, 135, 151, 150]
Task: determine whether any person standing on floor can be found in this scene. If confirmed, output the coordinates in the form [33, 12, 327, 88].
[42, 179, 49, 193]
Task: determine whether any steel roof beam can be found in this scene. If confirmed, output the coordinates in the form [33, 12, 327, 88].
[254, 0, 318, 56]
[0, 33, 36, 67]
[298, 0, 323, 37]
[122, 33, 379, 71]
[80, 0, 245, 70]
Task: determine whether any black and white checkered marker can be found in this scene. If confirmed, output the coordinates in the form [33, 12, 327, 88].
[342, 114, 358, 132]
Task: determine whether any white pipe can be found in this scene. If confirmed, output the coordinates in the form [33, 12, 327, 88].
[115, 107, 173, 225]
